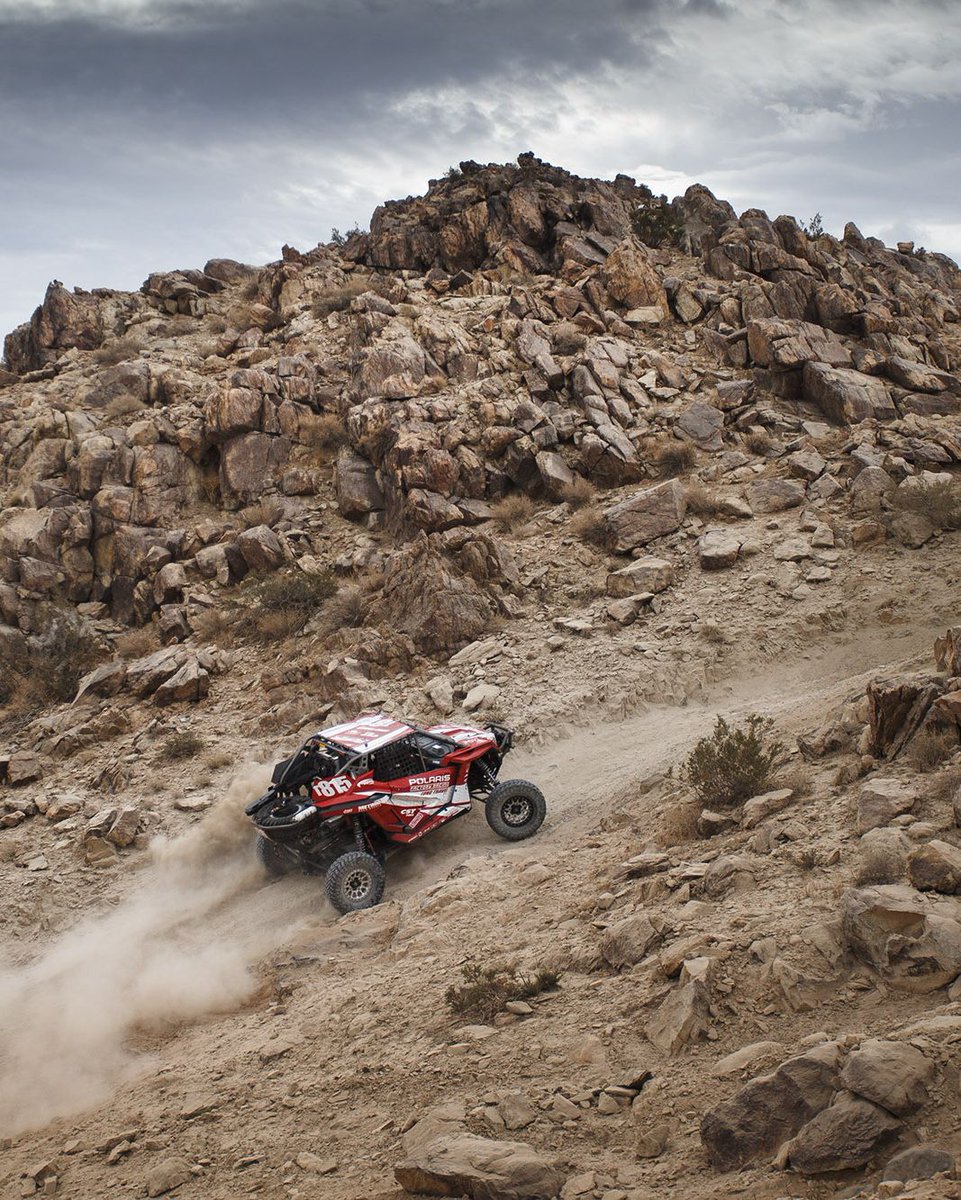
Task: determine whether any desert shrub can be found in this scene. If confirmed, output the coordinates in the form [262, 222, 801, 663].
[856, 841, 905, 886]
[684, 481, 719, 516]
[492, 494, 537, 532]
[631, 195, 685, 249]
[802, 212, 824, 239]
[685, 715, 785, 809]
[744, 429, 774, 456]
[159, 730, 206, 761]
[907, 728, 958, 773]
[776, 763, 815, 798]
[329, 225, 366, 247]
[245, 569, 338, 640]
[313, 278, 369, 319]
[657, 796, 703, 848]
[203, 748, 234, 770]
[22, 607, 104, 706]
[653, 440, 697, 477]
[305, 412, 349, 452]
[114, 625, 160, 660]
[445, 962, 560, 1023]
[889, 479, 961, 531]
[570, 505, 609, 548]
[92, 335, 145, 365]
[190, 605, 237, 644]
[315, 585, 367, 636]
[559, 475, 596, 510]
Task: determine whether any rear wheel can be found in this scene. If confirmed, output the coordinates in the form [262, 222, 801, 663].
[485, 779, 546, 841]
[325, 850, 386, 914]
[257, 835, 299, 876]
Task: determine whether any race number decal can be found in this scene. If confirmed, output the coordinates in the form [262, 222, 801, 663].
[315, 777, 353, 798]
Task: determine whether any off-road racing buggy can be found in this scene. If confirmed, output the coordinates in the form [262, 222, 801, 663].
[246, 712, 546, 913]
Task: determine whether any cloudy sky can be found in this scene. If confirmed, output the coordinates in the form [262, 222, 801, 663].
[2, 0, 959, 340]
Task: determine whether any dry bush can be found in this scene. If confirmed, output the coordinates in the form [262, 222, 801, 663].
[744, 430, 774, 456]
[158, 730, 206, 761]
[445, 962, 560, 1023]
[907, 728, 958, 773]
[928, 764, 961, 806]
[686, 715, 785, 809]
[114, 625, 160, 660]
[203, 748, 234, 770]
[492, 494, 537, 532]
[305, 412, 349, 452]
[315, 585, 367, 636]
[3, 606, 104, 710]
[856, 842, 905, 886]
[245, 569, 338, 641]
[570, 505, 609, 548]
[313, 278, 370, 319]
[889, 479, 961, 531]
[776, 762, 815, 798]
[657, 796, 702, 848]
[653, 440, 697, 477]
[92, 335, 145, 365]
[190, 606, 237, 644]
[792, 846, 819, 871]
[685, 481, 720, 516]
[560, 475, 596, 509]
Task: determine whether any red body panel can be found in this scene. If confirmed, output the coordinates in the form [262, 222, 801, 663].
[306, 715, 499, 844]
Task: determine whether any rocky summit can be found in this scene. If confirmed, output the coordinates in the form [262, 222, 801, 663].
[2, 155, 961, 1200]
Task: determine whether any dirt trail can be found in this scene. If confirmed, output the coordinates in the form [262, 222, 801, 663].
[0, 613, 940, 1141]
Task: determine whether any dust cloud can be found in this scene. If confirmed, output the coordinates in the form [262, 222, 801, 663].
[0, 762, 306, 1136]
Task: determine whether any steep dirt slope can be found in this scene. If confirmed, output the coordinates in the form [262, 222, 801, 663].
[2, 157, 961, 1200]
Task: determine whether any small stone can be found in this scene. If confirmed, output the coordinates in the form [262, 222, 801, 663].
[635, 1123, 669, 1158]
[145, 1157, 193, 1197]
[597, 1093, 621, 1115]
[295, 1152, 337, 1174]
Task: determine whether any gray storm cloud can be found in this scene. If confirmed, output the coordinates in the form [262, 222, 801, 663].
[1, 0, 959, 336]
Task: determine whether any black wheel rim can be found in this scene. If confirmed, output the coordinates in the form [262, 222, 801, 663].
[343, 868, 373, 901]
[502, 796, 532, 826]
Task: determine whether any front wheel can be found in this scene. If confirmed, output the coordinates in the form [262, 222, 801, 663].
[257, 835, 299, 876]
[485, 779, 546, 841]
[325, 851, 386, 914]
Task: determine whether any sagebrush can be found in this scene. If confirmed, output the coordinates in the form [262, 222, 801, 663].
[889, 479, 961, 531]
[445, 962, 560, 1022]
[245, 569, 338, 640]
[685, 714, 785, 809]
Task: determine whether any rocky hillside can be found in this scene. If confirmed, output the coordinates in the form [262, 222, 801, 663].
[2, 156, 961, 1200]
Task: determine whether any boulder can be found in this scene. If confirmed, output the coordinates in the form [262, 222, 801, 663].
[605, 556, 673, 597]
[935, 627, 961, 676]
[697, 529, 741, 569]
[802, 362, 897, 424]
[605, 480, 686, 552]
[3, 282, 104, 373]
[376, 537, 494, 656]
[882, 1144, 956, 1183]
[883, 356, 961, 395]
[394, 1132, 565, 1200]
[745, 478, 806, 513]
[676, 402, 724, 449]
[700, 1042, 841, 1171]
[4, 751, 42, 785]
[600, 912, 667, 968]
[645, 974, 710, 1055]
[603, 240, 667, 312]
[236, 525, 285, 573]
[786, 1093, 902, 1174]
[909, 840, 961, 894]
[840, 884, 961, 992]
[867, 676, 941, 759]
[152, 659, 210, 706]
[857, 778, 917, 833]
[145, 1157, 194, 1197]
[839, 1038, 934, 1116]
[335, 448, 385, 519]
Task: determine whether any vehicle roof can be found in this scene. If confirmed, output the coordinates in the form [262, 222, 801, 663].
[319, 712, 416, 752]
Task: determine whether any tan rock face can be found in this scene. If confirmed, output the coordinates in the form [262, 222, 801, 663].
[605, 480, 686, 552]
[395, 1132, 565, 1199]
